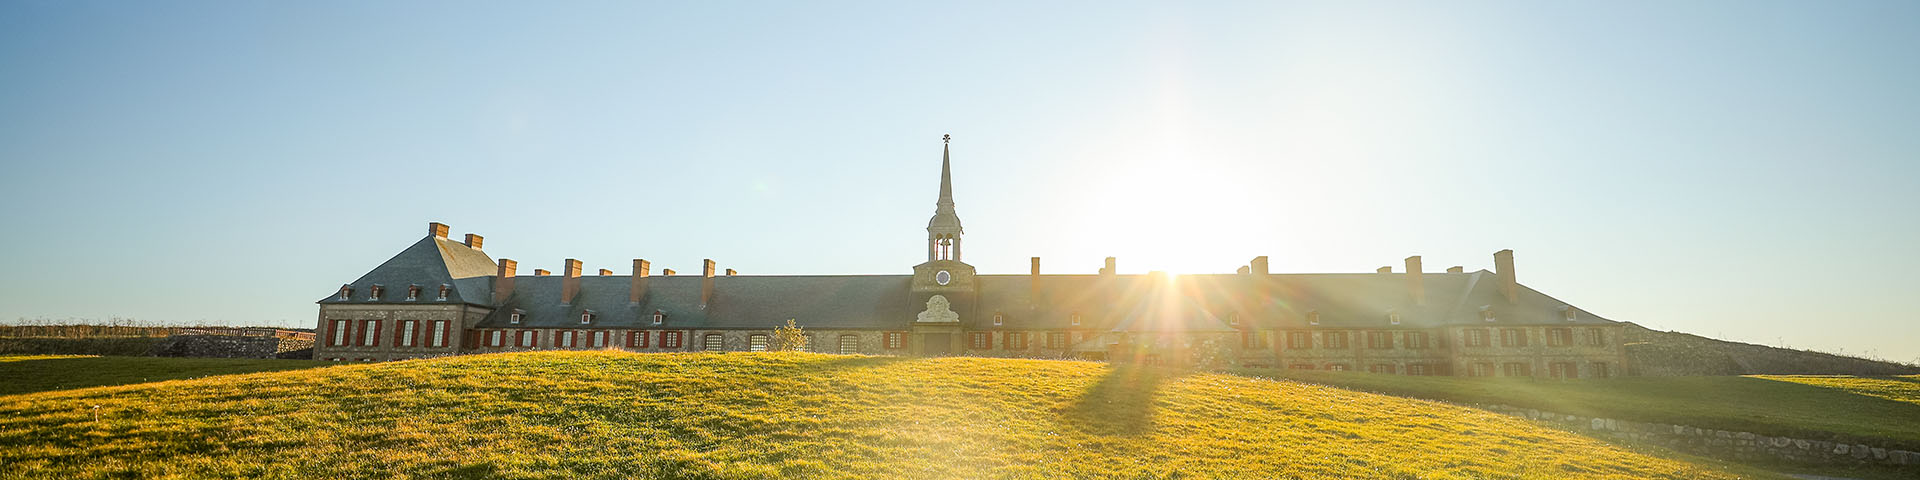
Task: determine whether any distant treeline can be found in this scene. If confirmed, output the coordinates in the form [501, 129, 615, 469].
[2, 318, 312, 339]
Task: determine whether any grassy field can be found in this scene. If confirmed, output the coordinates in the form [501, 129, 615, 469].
[0, 351, 1775, 479]
[0, 355, 327, 396]
[1246, 369, 1920, 452]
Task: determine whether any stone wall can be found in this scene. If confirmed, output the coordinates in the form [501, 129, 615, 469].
[1483, 404, 1919, 468]
[147, 335, 285, 359]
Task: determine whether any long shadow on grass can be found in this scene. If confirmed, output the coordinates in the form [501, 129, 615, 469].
[1059, 364, 1183, 436]
[0, 356, 329, 396]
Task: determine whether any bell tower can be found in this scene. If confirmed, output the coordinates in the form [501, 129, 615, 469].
[927, 134, 964, 262]
[911, 134, 975, 356]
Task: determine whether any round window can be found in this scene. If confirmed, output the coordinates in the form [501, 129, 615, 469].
[935, 270, 952, 285]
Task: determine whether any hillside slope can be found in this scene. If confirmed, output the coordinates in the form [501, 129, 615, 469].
[0, 352, 1768, 479]
[1624, 323, 1920, 376]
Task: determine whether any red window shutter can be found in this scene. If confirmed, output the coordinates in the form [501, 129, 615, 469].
[393, 321, 405, 346]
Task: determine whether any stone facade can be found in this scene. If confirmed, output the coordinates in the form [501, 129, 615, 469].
[315, 304, 488, 361]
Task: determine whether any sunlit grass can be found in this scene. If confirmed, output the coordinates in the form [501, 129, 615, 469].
[1245, 370, 1920, 452]
[0, 351, 1774, 479]
[1754, 375, 1920, 406]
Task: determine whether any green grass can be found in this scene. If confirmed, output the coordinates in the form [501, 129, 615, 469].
[0, 351, 1773, 479]
[0, 355, 327, 396]
[1242, 370, 1920, 452]
[1756, 375, 1920, 406]
[0, 337, 166, 356]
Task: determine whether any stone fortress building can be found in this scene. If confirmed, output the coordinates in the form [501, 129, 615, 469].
[315, 138, 1627, 378]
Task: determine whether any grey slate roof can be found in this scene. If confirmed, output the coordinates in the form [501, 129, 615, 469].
[315, 236, 496, 307]
[474, 275, 913, 330]
[322, 236, 1615, 331]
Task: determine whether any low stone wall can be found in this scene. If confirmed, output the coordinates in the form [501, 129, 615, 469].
[1483, 404, 1918, 468]
[146, 335, 289, 359]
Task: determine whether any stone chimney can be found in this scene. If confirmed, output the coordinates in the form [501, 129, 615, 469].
[1100, 257, 1117, 277]
[493, 259, 517, 304]
[629, 259, 650, 304]
[1405, 255, 1425, 305]
[662, 268, 676, 276]
[1376, 266, 1392, 274]
[561, 259, 583, 305]
[725, 268, 737, 276]
[700, 259, 717, 308]
[1249, 256, 1273, 302]
[428, 222, 450, 239]
[1447, 266, 1464, 274]
[464, 233, 483, 249]
[534, 269, 549, 276]
[1494, 249, 1518, 305]
[598, 269, 613, 276]
[1030, 257, 1042, 301]
[1237, 266, 1250, 274]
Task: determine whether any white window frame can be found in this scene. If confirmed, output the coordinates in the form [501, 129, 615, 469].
[361, 320, 377, 346]
[400, 320, 416, 347]
[652, 313, 664, 325]
[1307, 311, 1320, 325]
[406, 285, 419, 301]
[838, 335, 859, 354]
[580, 312, 593, 325]
[489, 330, 503, 347]
[1388, 312, 1402, 325]
[332, 320, 349, 346]
[520, 330, 535, 347]
[431, 321, 447, 347]
[510, 312, 522, 324]
[704, 334, 724, 352]
[593, 331, 606, 348]
[1070, 313, 1081, 326]
[437, 284, 450, 301]
[993, 313, 1004, 326]
[749, 334, 768, 352]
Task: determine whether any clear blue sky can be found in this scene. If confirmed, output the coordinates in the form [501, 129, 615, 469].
[2, 1, 1916, 362]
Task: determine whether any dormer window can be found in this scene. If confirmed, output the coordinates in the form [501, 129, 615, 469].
[337, 285, 353, 301]
[1228, 313, 1240, 326]
[406, 285, 421, 301]
[993, 312, 1004, 326]
[1562, 306, 1578, 322]
[1070, 313, 1082, 326]
[1481, 306, 1496, 322]
[509, 309, 524, 324]
[652, 311, 665, 325]
[1307, 311, 1320, 325]
[369, 285, 384, 301]
[437, 284, 450, 301]
[580, 311, 595, 325]
[1388, 311, 1402, 325]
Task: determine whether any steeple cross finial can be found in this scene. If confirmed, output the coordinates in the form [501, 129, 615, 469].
[943, 133, 950, 144]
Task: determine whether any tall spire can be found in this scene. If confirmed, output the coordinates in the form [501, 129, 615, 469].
[936, 133, 956, 216]
[927, 134, 964, 261]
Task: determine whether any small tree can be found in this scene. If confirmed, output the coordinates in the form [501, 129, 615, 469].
[771, 319, 810, 352]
